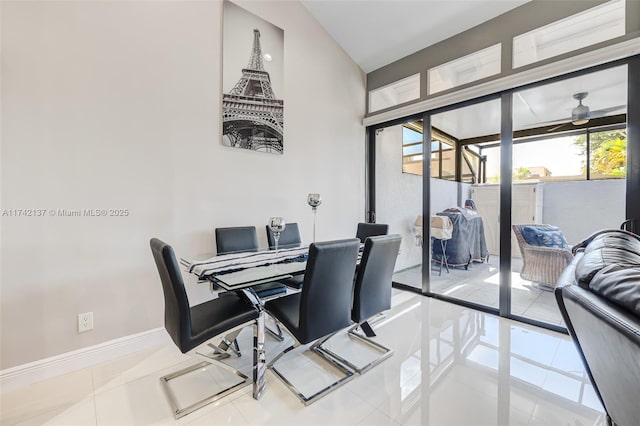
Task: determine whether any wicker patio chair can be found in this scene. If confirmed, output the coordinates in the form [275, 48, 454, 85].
[512, 224, 573, 290]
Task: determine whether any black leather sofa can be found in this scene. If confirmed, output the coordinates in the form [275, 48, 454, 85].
[555, 229, 640, 426]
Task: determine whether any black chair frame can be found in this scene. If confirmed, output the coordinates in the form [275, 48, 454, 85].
[151, 238, 260, 419]
[265, 238, 361, 405]
[320, 234, 401, 374]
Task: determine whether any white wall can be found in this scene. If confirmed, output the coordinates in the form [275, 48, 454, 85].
[0, 0, 365, 369]
[375, 125, 467, 271]
[542, 179, 626, 243]
[375, 126, 422, 271]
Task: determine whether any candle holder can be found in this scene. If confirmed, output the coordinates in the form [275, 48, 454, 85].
[269, 217, 286, 274]
[268, 217, 286, 254]
[307, 193, 322, 243]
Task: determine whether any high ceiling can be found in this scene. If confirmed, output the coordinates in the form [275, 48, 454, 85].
[301, 0, 531, 73]
[301, 1, 628, 138]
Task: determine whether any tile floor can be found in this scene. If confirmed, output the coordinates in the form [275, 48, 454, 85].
[0, 290, 604, 425]
[393, 257, 564, 326]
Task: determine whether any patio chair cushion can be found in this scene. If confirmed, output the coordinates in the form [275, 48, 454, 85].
[521, 225, 569, 249]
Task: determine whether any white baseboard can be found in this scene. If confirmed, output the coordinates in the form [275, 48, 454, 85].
[0, 327, 170, 393]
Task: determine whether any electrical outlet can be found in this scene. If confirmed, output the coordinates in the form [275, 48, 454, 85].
[78, 312, 94, 333]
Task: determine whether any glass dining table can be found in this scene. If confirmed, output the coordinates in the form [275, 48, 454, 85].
[180, 246, 309, 400]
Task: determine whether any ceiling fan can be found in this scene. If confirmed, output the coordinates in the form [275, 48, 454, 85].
[529, 91, 626, 130]
[571, 92, 590, 125]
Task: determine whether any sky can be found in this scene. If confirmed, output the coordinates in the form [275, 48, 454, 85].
[484, 136, 584, 180]
[222, 1, 284, 97]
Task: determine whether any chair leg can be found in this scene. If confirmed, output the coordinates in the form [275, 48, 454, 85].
[203, 343, 231, 360]
[160, 358, 250, 419]
[319, 319, 394, 375]
[210, 338, 241, 358]
[359, 320, 376, 337]
[265, 314, 285, 341]
[268, 331, 355, 405]
[212, 327, 243, 357]
[441, 239, 450, 274]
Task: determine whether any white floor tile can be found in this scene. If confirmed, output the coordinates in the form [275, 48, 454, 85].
[2, 291, 605, 426]
[181, 399, 249, 426]
[0, 368, 94, 426]
[232, 371, 376, 425]
[529, 398, 603, 426]
[41, 396, 97, 426]
[93, 372, 177, 425]
[356, 408, 400, 426]
[92, 344, 191, 394]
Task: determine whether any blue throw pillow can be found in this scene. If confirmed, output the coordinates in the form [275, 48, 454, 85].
[521, 225, 569, 249]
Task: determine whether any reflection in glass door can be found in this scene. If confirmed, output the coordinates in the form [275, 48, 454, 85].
[428, 99, 501, 310]
[510, 65, 628, 326]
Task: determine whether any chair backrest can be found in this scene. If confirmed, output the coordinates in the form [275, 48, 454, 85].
[513, 223, 569, 251]
[150, 238, 191, 352]
[356, 222, 389, 243]
[299, 238, 360, 343]
[266, 222, 301, 249]
[352, 235, 402, 323]
[215, 226, 259, 254]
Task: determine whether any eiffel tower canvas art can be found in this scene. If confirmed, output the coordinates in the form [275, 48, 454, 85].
[222, 1, 284, 154]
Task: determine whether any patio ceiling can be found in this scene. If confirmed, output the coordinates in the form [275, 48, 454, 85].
[431, 65, 628, 140]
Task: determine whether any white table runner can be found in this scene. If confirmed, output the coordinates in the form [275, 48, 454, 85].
[186, 246, 309, 279]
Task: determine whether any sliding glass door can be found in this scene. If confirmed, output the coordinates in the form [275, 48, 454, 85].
[509, 65, 628, 327]
[428, 98, 501, 310]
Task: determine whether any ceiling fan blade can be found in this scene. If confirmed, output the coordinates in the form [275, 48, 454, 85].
[527, 117, 572, 127]
[588, 104, 626, 119]
[547, 123, 573, 133]
[523, 104, 625, 128]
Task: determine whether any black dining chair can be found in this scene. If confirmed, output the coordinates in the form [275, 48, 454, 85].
[265, 222, 304, 289]
[322, 234, 401, 374]
[215, 226, 287, 298]
[264, 238, 360, 405]
[355, 222, 389, 243]
[215, 226, 288, 341]
[150, 238, 259, 419]
[215, 226, 260, 255]
[266, 222, 302, 249]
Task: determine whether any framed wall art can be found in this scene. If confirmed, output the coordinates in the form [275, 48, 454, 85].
[222, 1, 284, 154]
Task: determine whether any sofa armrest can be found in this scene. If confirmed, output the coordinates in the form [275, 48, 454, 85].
[571, 228, 640, 255]
[555, 284, 640, 426]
